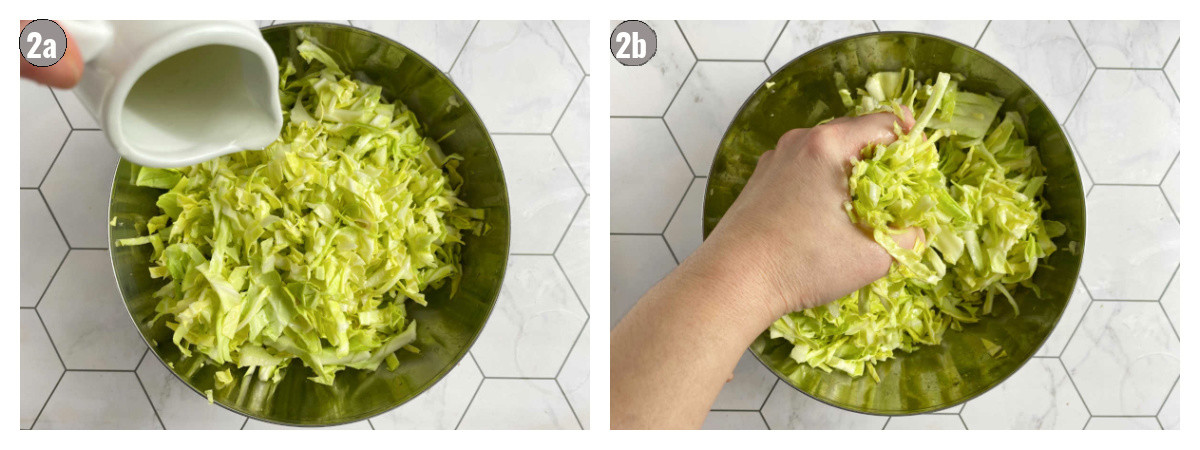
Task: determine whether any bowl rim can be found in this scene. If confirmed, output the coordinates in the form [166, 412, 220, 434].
[107, 21, 510, 427]
[702, 30, 1088, 416]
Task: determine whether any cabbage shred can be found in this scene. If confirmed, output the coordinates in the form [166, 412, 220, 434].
[768, 70, 1064, 381]
[118, 41, 484, 385]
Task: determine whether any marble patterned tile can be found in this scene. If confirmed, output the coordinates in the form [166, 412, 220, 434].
[665, 61, 770, 175]
[976, 21, 1093, 121]
[470, 256, 587, 377]
[711, 351, 777, 410]
[1085, 417, 1162, 430]
[677, 21, 786, 60]
[556, 198, 589, 311]
[1067, 132, 1094, 195]
[457, 379, 580, 429]
[936, 403, 964, 414]
[554, 77, 590, 192]
[960, 358, 1088, 429]
[1160, 271, 1179, 333]
[1081, 186, 1178, 300]
[1066, 70, 1178, 184]
[255, 20, 273, 28]
[1165, 43, 1179, 94]
[610, 20, 695, 116]
[494, 135, 586, 254]
[1062, 302, 1180, 415]
[1158, 380, 1179, 430]
[765, 21, 877, 72]
[1073, 21, 1179, 68]
[21, 190, 67, 307]
[884, 414, 966, 430]
[370, 358, 483, 430]
[610, 118, 693, 233]
[874, 20, 989, 46]
[35, 371, 161, 429]
[51, 88, 100, 129]
[1036, 279, 1092, 357]
[41, 130, 120, 248]
[702, 411, 768, 430]
[38, 250, 147, 370]
[449, 21, 583, 133]
[559, 323, 590, 429]
[555, 20, 589, 75]
[352, 21, 477, 72]
[610, 235, 678, 329]
[761, 383, 888, 429]
[243, 419, 371, 429]
[664, 178, 705, 262]
[1161, 156, 1179, 215]
[136, 354, 246, 429]
[20, 80, 70, 188]
[21, 310, 64, 429]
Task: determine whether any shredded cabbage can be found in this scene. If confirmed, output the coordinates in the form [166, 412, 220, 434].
[768, 69, 1064, 381]
[117, 40, 484, 386]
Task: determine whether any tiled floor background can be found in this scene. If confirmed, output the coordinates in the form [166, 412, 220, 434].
[610, 20, 1179, 430]
[20, 20, 590, 430]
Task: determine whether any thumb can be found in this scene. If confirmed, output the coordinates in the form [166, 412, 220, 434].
[890, 226, 925, 251]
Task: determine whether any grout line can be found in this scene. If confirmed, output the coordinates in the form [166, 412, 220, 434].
[674, 20, 699, 61]
[553, 195, 588, 256]
[882, 416, 890, 430]
[1061, 68, 1095, 127]
[762, 21, 789, 62]
[1068, 21, 1098, 68]
[20, 306, 35, 309]
[490, 132, 555, 136]
[134, 370, 167, 429]
[478, 376, 562, 380]
[871, 20, 881, 33]
[959, 413, 970, 430]
[757, 409, 769, 430]
[509, 252, 555, 256]
[71, 127, 100, 131]
[551, 76, 587, 135]
[135, 347, 151, 372]
[759, 378, 779, 411]
[661, 61, 697, 118]
[38, 186, 73, 249]
[1089, 66, 1170, 71]
[34, 250, 68, 309]
[446, 20, 480, 74]
[1090, 182, 1172, 187]
[66, 368, 139, 373]
[1162, 68, 1179, 99]
[708, 408, 765, 413]
[1057, 285, 1093, 358]
[1156, 264, 1180, 302]
[1155, 376, 1179, 417]
[660, 234, 680, 265]
[29, 370, 66, 430]
[1059, 357, 1093, 416]
[660, 176, 697, 235]
[610, 232, 663, 236]
[1082, 415, 1091, 430]
[454, 378, 485, 429]
[35, 308, 68, 371]
[555, 378, 585, 429]
[1064, 130, 1098, 193]
[241, 416, 249, 429]
[552, 20, 587, 76]
[662, 117, 697, 177]
[554, 254, 590, 319]
[695, 58, 770, 63]
[609, 115, 662, 119]
[1160, 184, 1179, 223]
[47, 87, 74, 130]
[973, 21, 991, 48]
[550, 136, 588, 204]
[555, 317, 589, 378]
[20, 186, 38, 189]
[367, 418, 375, 430]
[37, 129, 73, 190]
[70, 247, 109, 251]
[1163, 38, 1179, 70]
[1157, 152, 1180, 186]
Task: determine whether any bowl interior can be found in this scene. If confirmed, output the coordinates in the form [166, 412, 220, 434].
[109, 24, 510, 426]
[702, 32, 1086, 415]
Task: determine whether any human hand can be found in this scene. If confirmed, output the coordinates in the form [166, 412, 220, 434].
[19, 20, 83, 88]
[681, 108, 922, 325]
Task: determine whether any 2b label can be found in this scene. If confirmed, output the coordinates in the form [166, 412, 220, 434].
[610, 21, 657, 66]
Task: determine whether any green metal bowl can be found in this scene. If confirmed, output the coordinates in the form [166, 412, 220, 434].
[108, 23, 509, 426]
[702, 32, 1086, 416]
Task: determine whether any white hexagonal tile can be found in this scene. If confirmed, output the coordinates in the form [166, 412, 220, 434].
[556, 198, 589, 311]
[665, 62, 769, 175]
[494, 135, 586, 254]
[554, 77, 590, 192]
[42, 130, 120, 248]
[21, 310, 64, 429]
[976, 20, 1093, 121]
[352, 21, 476, 72]
[51, 88, 100, 129]
[875, 20, 989, 46]
[136, 354, 246, 429]
[611, 118, 693, 233]
[937, 403, 964, 414]
[1159, 380, 1179, 430]
[471, 256, 587, 377]
[765, 21, 877, 72]
[1161, 155, 1179, 215]
[1062, 302, 1179, 415]
[1073, 21, 1179, 68]
[1036, 279, 1092, 357]
[702, 411, 767, 430]
[555, 20, 589, 75]
[960, 358, 1088, 429]
[1066, 132, 1093, 194]
[711, 351, 777, 410]
[611, 20, 695, 116]
[39, 250, 147, 370]
[884, 414, 966, 430]
[21, 80, 71, 188]
[243, 419, 371, 429]
[21, 190, 68, 307]
[255, 20, 272, 28]
[677, 21, 786, 60]
[1085, 417, 1161, 430]
[1081, 186, 1179, 300]
[664, 178, 705, 262]
[610, 235, 678, 329]
[458, 379, 580, 429]
[449, 21, 583, 133]
[371, 358, 483, 429]
[35, 371, 160, 429]
[559, 323, 590, 429]
[1165, 43, 1179, 94]
[1066, 70, 1178, 184]
[1161, 270, 1179, 333]
[761, 384, 888, 429]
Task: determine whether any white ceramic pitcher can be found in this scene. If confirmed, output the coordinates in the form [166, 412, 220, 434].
[62, 20, 283, 168]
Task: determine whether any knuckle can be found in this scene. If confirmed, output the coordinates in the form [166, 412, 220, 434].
[804, 123, 843, 157]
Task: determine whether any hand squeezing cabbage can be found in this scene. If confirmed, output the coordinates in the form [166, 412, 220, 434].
[768, 70, 1064, 381]
[118, 41, 484, 386]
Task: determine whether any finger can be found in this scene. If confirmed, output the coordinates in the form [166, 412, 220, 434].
[19, 21, 83, 89]
[825, 107, 915, 161]
[890, 226, 925, 251]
